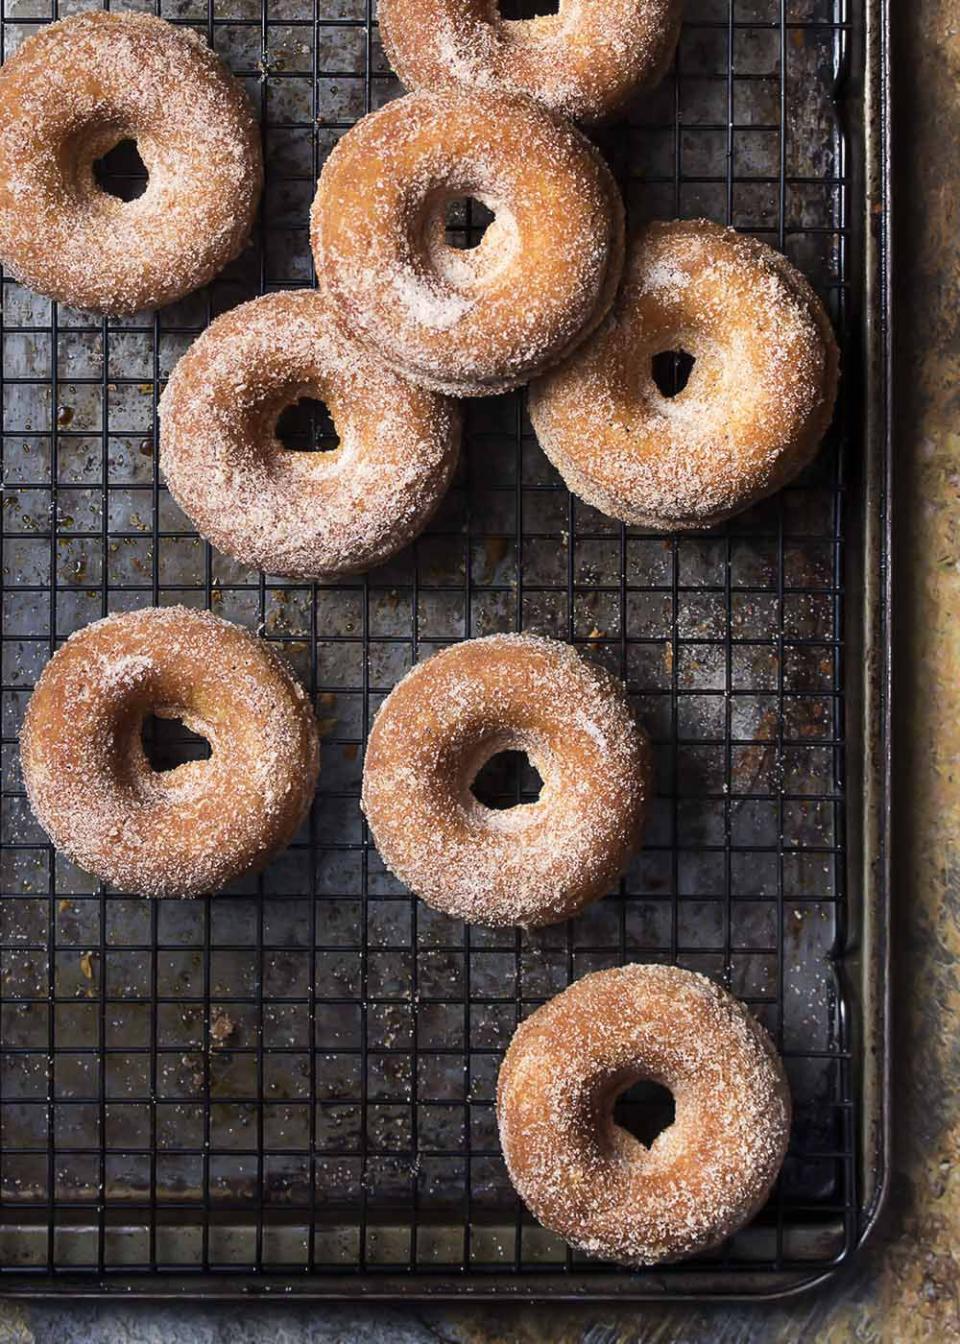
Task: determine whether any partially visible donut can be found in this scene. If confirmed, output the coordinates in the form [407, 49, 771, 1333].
[361, 635, 651, 928]
[379, 0, 682, 125]
[311, 89, 625, 397]
[529, 220, 840, 530]
[0, 11, 262, 314]
[159, 290, 460, 579]
[497, 964, 791, 1265]
[20, 607, 319, 898]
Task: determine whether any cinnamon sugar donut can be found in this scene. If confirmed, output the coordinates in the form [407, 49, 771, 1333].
[497, 964, 791, 1265]
[311, 89, 624, 397]
[361, 635, 651, 927]
[0, 11, 262, 314]
[159, 290, 460, 579]
[20, 607, 319, 898]
[529, 220, 840, 529]
[379, 0, 682, 125]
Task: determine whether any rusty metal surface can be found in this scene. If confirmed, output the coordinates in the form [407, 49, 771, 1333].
[0, 0, 891, 1308]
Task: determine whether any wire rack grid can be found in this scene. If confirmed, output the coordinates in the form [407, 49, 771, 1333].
[0, 0, 870, 1296]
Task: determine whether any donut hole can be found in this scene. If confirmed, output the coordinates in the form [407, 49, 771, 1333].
[422, 191, 515, 290]
[444, 196, 496, 252]
[141, 713, 211, 774]
[93, 138, 149, 202]
[499, 0, 561, 16]
[275, 397, 340, 454]
[651, 349, 696, 398]
[613, 1079, 676, 1149]
[471, 750, 544, 810]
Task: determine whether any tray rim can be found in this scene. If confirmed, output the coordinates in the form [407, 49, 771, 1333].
[0, 0, 892, 1303]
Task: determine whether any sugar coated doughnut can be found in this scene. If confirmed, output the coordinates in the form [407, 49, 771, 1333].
[497, 964, 791, 1265]
[159, 290, 460, 579]
[311, 89, 624, 397]
[20, 607, 319, 898]
[379, 0, 682, 125]
[0, 11, 262, 314]
[361, 635, 651, 927]
[529, 219, 840, 529]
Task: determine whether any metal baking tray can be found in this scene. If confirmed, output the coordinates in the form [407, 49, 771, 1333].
[0, 0, 890, 1300]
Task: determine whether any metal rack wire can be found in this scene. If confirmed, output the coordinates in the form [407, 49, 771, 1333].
[0, 0, 873, 1296]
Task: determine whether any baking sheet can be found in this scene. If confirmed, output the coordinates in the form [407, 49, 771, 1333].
[0, 0, 890, 1298]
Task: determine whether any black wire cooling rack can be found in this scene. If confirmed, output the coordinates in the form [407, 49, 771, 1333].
[0, 0, 890, 1299]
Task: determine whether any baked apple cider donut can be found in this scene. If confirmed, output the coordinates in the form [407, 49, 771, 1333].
[20, 607, 319, 898]
[379, 0, 683, 125]
[0, 11, 262, 314]
[361, 635, 651, 927]
[497, 964, 791, 1265]
[311, 89, 624, 397]
[529, 220, 840, 530]
[159, 290, 460, 579]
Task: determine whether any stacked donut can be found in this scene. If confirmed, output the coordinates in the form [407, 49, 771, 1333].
[1, 3, 836, 1270]
[0, 6, 838, 566]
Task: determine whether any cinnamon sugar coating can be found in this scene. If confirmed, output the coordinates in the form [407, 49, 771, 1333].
[361, 635, 652, 928]
[379, 0, 682, 125]
[529, 219, 840, 530]
[311, 89, 625, 397]
[159, 290, 461, 579]
[20, 608, 319, 898]
[0, 11, 262, 314]
[497, 964, 791, 1265]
